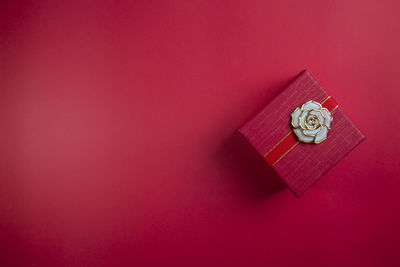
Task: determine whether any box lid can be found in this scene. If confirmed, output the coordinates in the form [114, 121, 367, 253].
[238, 70, 365, 196]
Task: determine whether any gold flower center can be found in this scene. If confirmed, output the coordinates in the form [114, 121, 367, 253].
[306, 114, 320, 129]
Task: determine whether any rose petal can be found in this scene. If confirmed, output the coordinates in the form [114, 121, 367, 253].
[314, 126, 328, 143]
[320, 108, 332, 129]
[299, 110, 309, 130]
[303, 127, 321, 137]
[301, 100, 321, 111]
[294, 128, 314, 143]
[291, 107, 301, 128]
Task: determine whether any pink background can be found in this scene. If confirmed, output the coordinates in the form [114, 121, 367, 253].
[1, 1, 399, 266]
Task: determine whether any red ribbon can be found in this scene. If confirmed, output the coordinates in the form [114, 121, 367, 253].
[264, 96, 338, 166]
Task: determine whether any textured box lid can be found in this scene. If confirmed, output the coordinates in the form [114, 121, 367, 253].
[238, 70, 365, 196]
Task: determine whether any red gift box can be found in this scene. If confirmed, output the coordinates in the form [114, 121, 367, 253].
[238, 70, 365, 196]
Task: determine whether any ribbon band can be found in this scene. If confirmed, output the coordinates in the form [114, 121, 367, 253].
[264, 96, 338, 166]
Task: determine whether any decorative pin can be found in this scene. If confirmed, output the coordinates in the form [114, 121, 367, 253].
[291, 100, 333, 144]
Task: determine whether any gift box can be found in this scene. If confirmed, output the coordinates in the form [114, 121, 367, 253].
[238, 70, 365, 196]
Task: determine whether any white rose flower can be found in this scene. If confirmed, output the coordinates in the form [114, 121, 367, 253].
[291, 100, 333, 144]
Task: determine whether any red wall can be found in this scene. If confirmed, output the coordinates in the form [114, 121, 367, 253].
[1, 1, 399, 266]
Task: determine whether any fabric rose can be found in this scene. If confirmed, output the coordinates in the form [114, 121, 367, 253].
[291, 100, 333, 144]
